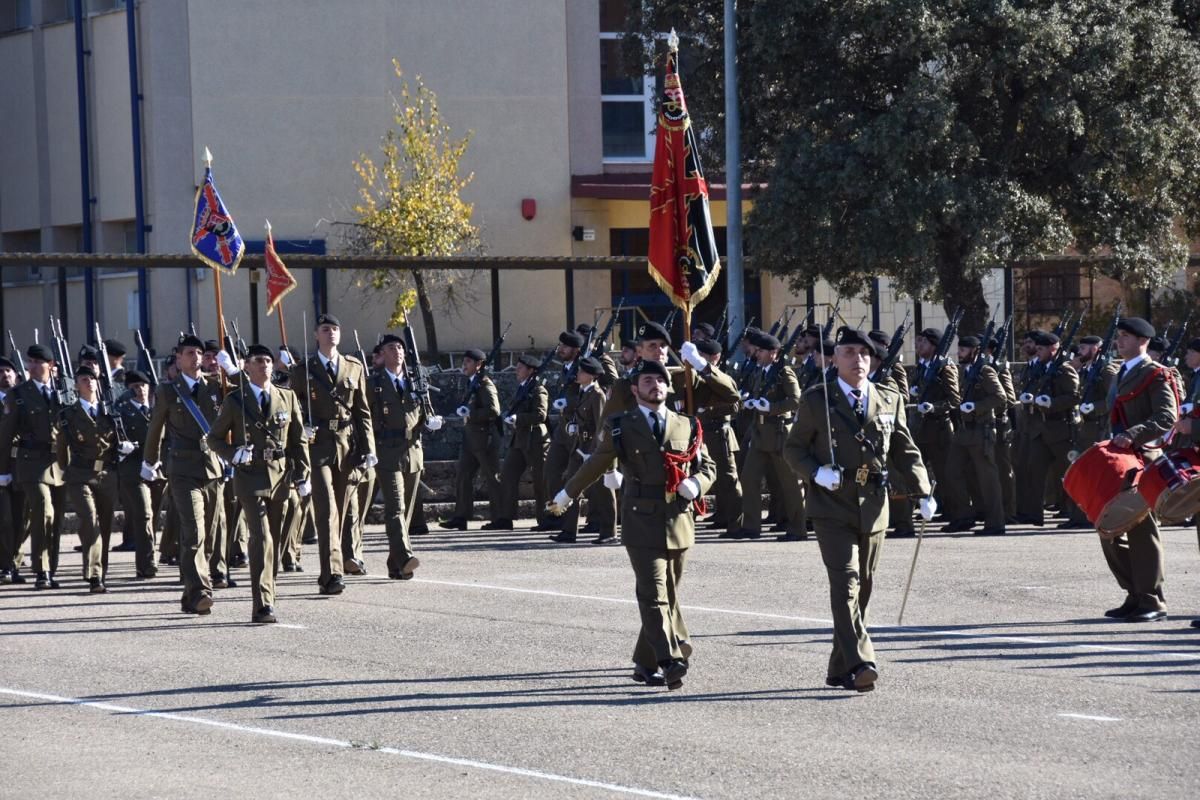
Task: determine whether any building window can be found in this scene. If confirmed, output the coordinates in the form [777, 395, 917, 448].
[600, 1, 656, 163]
[0, 0, 32, 33]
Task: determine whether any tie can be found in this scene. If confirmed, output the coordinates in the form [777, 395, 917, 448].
[651, 412, 663, 443]
[44, 387, 52, 404]
[395, 376, 403, 394]
[326, 361, 336, 382]
[850, 388, 865, 422]
[89, 405, 97, 420]
[191, 382, 200, 400]
[260, 390, 269, 418]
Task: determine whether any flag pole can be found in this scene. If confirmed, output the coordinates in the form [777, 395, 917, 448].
[204, 146, 229, 394]
[683, 299, 695, 414]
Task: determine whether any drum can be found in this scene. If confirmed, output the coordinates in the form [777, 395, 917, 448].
[1137, 448, 1200, 525]
[1062, 441, 1148, 539]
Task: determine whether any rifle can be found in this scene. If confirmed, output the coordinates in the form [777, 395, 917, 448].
[587, 298, 625, 357]
[1079, 303, 1123, 405]
[48, 316, 76, 405]
[1052, 308, 1072, 338]
[916, 306, 964, 404]
[776, 308, 798, 345]
[1162, 309, 1193, 367]
[960, 317, 998, 403]
[93, 323, 130, 443]
[766, 309, 787, 338]
[821, 299, 842, 343]
[870, 308, 911, 384]
[1031, 309, 1085, 398]
[353, 329, 368, 369]
[462, 322, 511, 406]
[229, 318, 247, 358]
[755, 320, 809, 401]
[990, 313, 1014, 371]
[721, 315, 757, 371]
[400, 308, 436, 418]
[662, 306, 680, 335]
[7, 330, 27, 382]
[712, 307, 729, 351]
[134, 329, 159, 385]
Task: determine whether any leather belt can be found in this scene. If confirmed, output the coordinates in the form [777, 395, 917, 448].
[320, 418, 353, 432]
[261, 447, 287, 461]
[623, 481, 667, 499]
[18, 440, 51, 452]
[70, 457, 113, 472]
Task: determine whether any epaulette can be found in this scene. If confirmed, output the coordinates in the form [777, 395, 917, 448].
[343, 353, 363, 367]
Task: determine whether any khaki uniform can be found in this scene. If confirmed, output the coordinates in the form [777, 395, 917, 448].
[1103, 358, 1177, 613]
[564, 407, 716, 670]
[943, 362, 1006, 530]
[56, 400, 120, 582]
[875, 361, 915, 534]
[687, 367, 743, 533]
[208, 381, 310, 615]
[1068, 360, 1119, 524]
[907, 360, 961, 518]
[0, 380, 67, 578]
[289, 353, 374, 588]
[559, 384, 616, 539]
[115, 396, 165, 576]
[367, 368, 427, 575]
[785, 381, 931, 679]
[499, 377, 549, 525]
[144, 374, 225, 606]
[1014, 363, 1079, 525]
[741, 363, 806, 537]
[547, 365, 585, 511]
[0, 387, 27, 575]
[453, 372, 502, 521]
[992, 361, 1018, 517]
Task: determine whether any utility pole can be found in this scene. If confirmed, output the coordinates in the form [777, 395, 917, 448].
[723, 0, 744, 349]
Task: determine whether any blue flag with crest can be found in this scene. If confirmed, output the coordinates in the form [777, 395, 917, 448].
[190, 166, 244, 274]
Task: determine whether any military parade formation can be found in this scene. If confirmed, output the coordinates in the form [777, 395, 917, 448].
[1, 299, 1198, 694]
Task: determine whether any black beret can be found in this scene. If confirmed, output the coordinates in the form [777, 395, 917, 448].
[1148, 336, 1166, 352]
[559, 331, 585, 348]
[203, 339, 220, 353]
[744, 326, 762, 336]
[371, 343, 383, 355]
[620, 339, 638, 350]
[103, 338, 127, 356]
[1032, 331, 1060, 346]
[755, 333, 782, 350]
[517, 353, 543, 370]
[123, 369, 151, 386]
[176, 334, 203, 351]
[578, 356, 603, 376]
[634, 360, 670, 381]
[27, 347, 55, 367]
[463, 348, 486, 361]
[1117, 317, 1155, 340]
[1188, 337, 1200, 354]
[379, 334, 403, 347]
[836, 328, 880, 357]
[575, 324, 593, 336]
[696, 339, 721, 356]
[0, 357, 15, 371]
[77, 345, 99, 362]
[692, 322, 715, 337]
[820, 339, 836, 356]
[957, 335, 981, 348]
[1078, 335, 1103, 346]
[74, 364, 98, 380]
[315, 313, 341, 328]
[803, 325, 821, 337]
[246, 344, 273, 360]
[868, 330, 890, 348]
[637, 322, 672, 345]
[918, 327, 942, 345]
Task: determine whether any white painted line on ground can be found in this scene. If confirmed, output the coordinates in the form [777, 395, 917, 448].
[412, 578, 1200, 660]
[0, 686, 699, 800]
[1057, 713, 1122, 722]
[274, 624, 306, 630]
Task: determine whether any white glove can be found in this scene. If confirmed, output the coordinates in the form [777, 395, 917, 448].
[919, 495, 938, 521]
[546, 489, 572, 516]
[1035, 394, 1052, 409]
[1019, 392, 1034, 404]
[296, 479, 312, 498]
[140, 461, 160, 482]
[0, 474, 11, 488]
[232, 445, 254, 465]
[363, 454, 379, 469]
[425, 415, 444, 431]
[1179, 403, 1192, 416]
[1080, 402, 1096, 415]
[677, 476, 701, 500]
[674, 400, 684, 411]
[552, 397, 568, 412]
[118, 440, 136, 455]
[815, 465, 842, 491]
[959, 402, 975, 414]
[909, 385, 920, 397]
[303, 425, 317, 441]
[278, 349, 293, 367]
[917, 402, 934, 414]
[456, 405, 470, 418]
[216, 350, 239, 377]
[566, 423, 579, 436]
[753, 398, 770, 413]
[503, 414, 517, 427]
[680, 341, 707, 372]
[739, 390, 751, 401]
[603, 470, 624, 490]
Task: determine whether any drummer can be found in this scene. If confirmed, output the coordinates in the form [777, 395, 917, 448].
[1103, 317, 1177, 623]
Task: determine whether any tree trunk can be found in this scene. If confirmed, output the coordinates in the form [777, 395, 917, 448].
[411, 269, 439, 359]
[937, 236, 990, 337]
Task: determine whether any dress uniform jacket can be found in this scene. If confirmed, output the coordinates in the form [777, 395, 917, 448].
[500, 377, 549, 525]
[740, 362, 807, 537]
[289, 354, 374, 468]
[945, 362, 1006, 530]
[559, 383, 615, 538]
[115, 396, 164, 575]
[56, 400, 120, 581]
[0, 381, 65, 486]
[365, 368, 427, 574]
[453, 372, 501, 521]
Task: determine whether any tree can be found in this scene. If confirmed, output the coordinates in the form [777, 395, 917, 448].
[626, 1, 1200, 333]
[340, 61, 480, 357]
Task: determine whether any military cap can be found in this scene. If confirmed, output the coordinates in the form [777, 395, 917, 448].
[517, 353, 543, 370]
[575, 323, 594, 336]
[620, 339, 637, 351]
[380, 333, 403, 346]
[918, 327, 942, 346]
[124, 369, 151, 386]
[1117, 317, 1155, 339]
[371, 342, 383, 356]
[744, 326, 762, 337]
[634, 359, 671, 381]
[463, 348, 486, 362]
[27, 344, 54, 362]
[868, 329, 891, 348]
[637, 321, 672, 345]
[74, 364, 98, 380]
[246, 344, 273, 360]
[692, 322, 715, 337]
[1188, 337, 1200, 354]
[579, 356, 603, 376]
[315, 313, 341, 328]
[1148, 336, 1166, 352]
[820, 338, 837, 356]
[836, 328, 880, 357]
[753, 332, 782, 350]
[559, 331, 585, 348]
[803, 325, 821, 338]
[164, 354, 176, 367]
[1031, 331, 1060, 346]
[203, 339, 220, 353]
[0, 357, 15, 371]
[1079, 335, 1103, 346]
[958, 335, 982, 348]
[696, 339, 721, 356]
[176, 334, 203, 350]
[77, 344, 100, 362]
[103, 338, 127, 356]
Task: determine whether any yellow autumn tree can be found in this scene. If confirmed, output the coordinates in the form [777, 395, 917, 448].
[343, 61, 480, 357]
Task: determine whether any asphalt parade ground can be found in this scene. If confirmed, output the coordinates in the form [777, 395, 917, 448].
[2, 519, 1198, 799]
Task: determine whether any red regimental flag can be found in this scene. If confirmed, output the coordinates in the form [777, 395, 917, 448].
[264, 228, 297, 316]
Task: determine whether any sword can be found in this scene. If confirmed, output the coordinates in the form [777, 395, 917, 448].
[898, 479, 936, 626]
